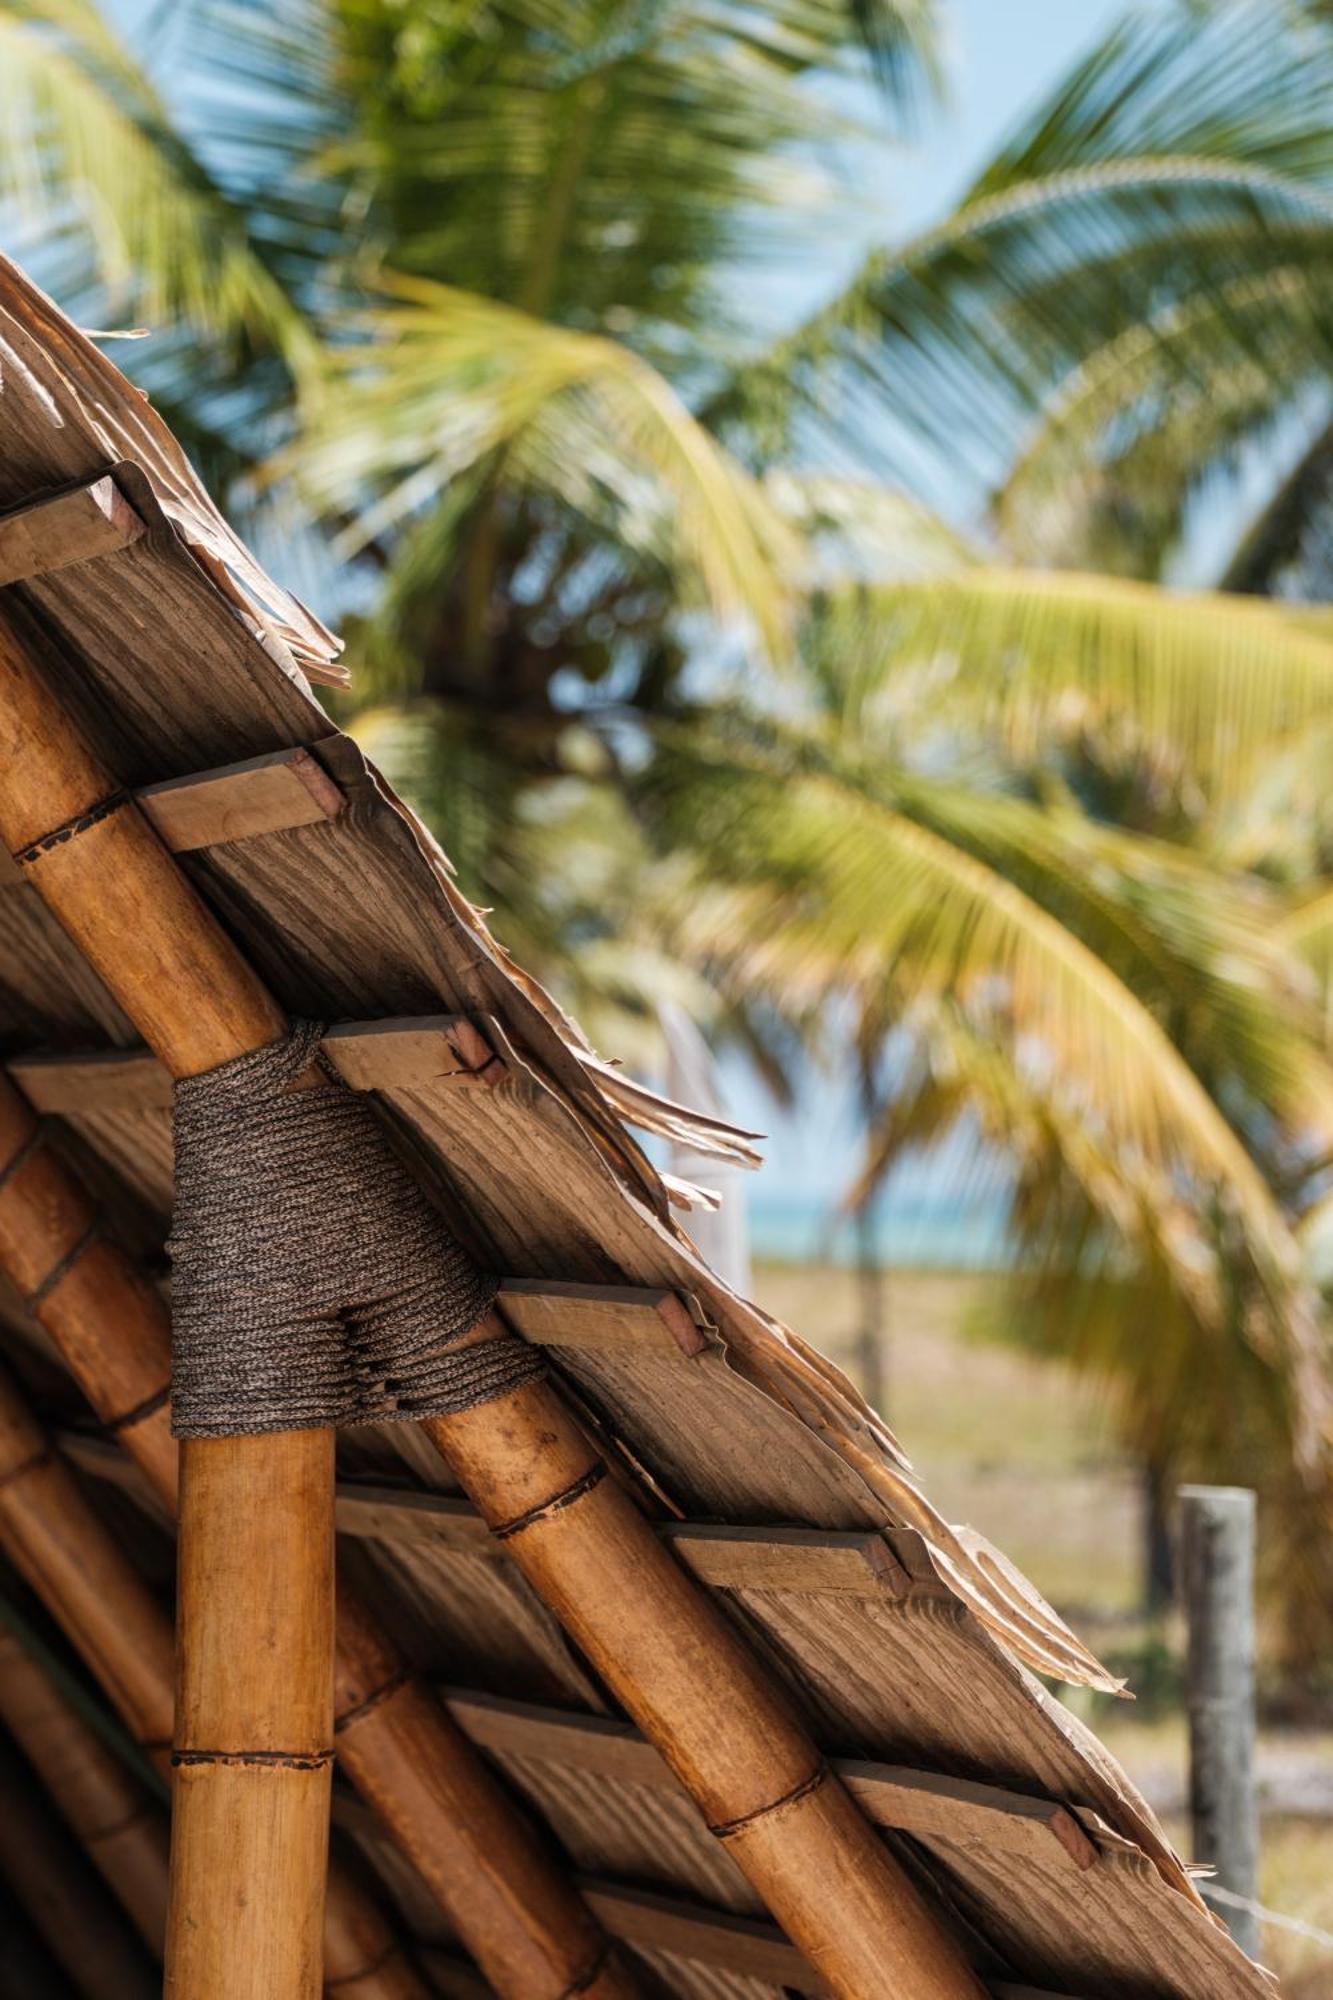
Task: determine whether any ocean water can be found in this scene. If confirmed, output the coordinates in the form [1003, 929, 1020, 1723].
[746, 1193, 1014, 1270]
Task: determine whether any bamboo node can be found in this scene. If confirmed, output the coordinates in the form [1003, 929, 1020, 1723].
[171, 1748, 335, 1771]
[105, 1383, 172, 1433]
[334, 1665, 412, 1733]
[559, 1942, 617, 1998]
[0, 1118, 47, 1193]
[26, 1217, 102, 1311]
[706, 1760, 829, 1840]
[14, 791, 131, 866]
[0, 1442, 55, 1494]
[491, 1460, 609, 1541]
[324, 1943, 402, 1991]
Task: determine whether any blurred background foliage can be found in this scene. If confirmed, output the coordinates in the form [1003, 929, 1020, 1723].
[3, 0, 1333, 1669]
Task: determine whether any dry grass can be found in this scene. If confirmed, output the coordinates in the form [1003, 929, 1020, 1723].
[753, 1261, 1333, 1991]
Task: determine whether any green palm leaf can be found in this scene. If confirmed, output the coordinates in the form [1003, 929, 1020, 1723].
[821, 568, 1333, 793]
[292, 277, 802, 657]
[0, 0, 314, 364]
[644, 727, 1317, 1284]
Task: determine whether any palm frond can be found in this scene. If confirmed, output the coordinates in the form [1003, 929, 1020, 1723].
[0, 0, 315, 366]
[291, 277, 803, 657]
[716, 2, 1333, 483]
[642, 726, 1312, 1289]
[821, 568, 1333, 795]
[1280, 883, 1333, 1044]
[995, 268, 1333, 573]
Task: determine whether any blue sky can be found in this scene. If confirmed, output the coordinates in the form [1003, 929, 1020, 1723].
[888, 0, 1126, 235]
[721, 0, 1128, 1219]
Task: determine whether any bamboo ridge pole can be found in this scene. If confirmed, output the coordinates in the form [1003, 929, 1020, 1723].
[0, 1622, 170, 1952]
[0, 1068, 634, 2000]
[425, 1377, 988, 2000]
[0, 628, 635, 2000]
[0, 1362, 429, 2000]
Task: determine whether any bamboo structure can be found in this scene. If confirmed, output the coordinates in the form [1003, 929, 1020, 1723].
[0, 606, 984, 2000]
[427, 1378, 988, 2000]
[0, 1066, 633, 2000]
[0, 253, 1279, 2000]
[0, 622, 331, 1997]
[0, 1623, 170, 1951]
[0, 1727, 159, 1999]
[0, 1360, 429, 1998]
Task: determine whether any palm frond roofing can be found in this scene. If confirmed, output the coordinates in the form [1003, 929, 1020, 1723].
[0, 255, 1274, 2000]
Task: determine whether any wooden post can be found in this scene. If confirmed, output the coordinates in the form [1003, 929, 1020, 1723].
[0, 619, 981, 1998]
[0, 1728, 159, 2000]
[0, 1071, 635, 2000]
[1180, 1485, 1260, 1959]
[0, 1621, 170, 1952]
[0, 1362, 430, 1999]
[427, 1375, 988, 2000]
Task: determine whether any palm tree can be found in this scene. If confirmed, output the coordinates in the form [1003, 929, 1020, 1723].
[5, 0, 1333, 1650]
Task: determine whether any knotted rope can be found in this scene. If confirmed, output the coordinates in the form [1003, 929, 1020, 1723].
[167, 1020, 542, 1438]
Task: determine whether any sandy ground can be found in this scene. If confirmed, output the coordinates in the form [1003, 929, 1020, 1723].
[752, 1263, 1333, 1992]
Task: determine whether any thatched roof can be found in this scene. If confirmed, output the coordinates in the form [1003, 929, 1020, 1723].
[0, 254, 1273, 1999]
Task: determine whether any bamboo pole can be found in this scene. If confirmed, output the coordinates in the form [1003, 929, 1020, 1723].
[0, 1622, 170, 1952]
[0, 1360, 429, 1999]
[0, 637, 325, 1992]
[0, 629, 331, 1998]
[0, 1071, 633, 2000]
[0, 1727, 159, 2000]
[428, 1372, 987, 2000]
[0, 631, 634, 2000]
[0, 622, 982, 1998]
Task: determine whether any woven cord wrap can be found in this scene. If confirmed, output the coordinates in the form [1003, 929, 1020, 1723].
[167, 1020, 540, 1439]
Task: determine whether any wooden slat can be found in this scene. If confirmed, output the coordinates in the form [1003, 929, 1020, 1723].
[336, 1487, 495, 1554]
[418, 1960, 1080, 2000]
[0, 744, 344, 885]
[4, 1013, 486, 1106]
[321, 1015, 500, 1091]
[661, 1519, 914, 1594]
[8, 1048, 174, 1114]
[136, 745, 343, 850]
[580, 1880, 817, 1989]
[442, 1688, 1097, 1869]
[498, 1278, 713, 1359]
[335, 1478, 919, 1596]
[0, 474, 145, 587]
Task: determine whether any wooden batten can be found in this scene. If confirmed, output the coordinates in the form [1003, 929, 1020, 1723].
[0, 658, 636, 1993]
[6, 1012, 500, 1108]
[0, 1729, 159, 2000]
[440, 1687, 1098, 1871]
[498, 1279, 713, 1359]
[0, 1624, 170, 1951]
[0, 473, 145, 589]
[136, 744, 345, 850]
[0, 742, 346, 886]
[334, 1475, 914, 1594]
